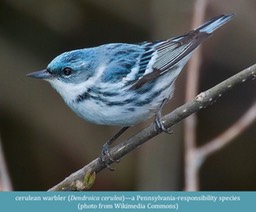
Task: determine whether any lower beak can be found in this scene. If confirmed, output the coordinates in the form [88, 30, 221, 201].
[26, 69, 52, 80]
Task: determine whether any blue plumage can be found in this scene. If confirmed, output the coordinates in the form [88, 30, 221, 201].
[100, 44, 143, 83]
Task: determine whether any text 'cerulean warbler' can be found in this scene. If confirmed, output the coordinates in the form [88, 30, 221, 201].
[27, 14, 233, 165]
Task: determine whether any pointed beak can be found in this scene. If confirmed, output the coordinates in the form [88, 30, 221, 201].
[26, 69, 52, 80]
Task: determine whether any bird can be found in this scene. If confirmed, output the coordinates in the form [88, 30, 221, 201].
[27, 14, 233, 164]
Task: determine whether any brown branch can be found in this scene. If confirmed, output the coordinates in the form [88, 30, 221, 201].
[48, 64, 256, 191]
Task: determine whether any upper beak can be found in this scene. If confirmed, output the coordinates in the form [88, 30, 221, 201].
[26, 69, 52, 80]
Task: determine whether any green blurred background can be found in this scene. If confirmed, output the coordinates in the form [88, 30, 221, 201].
[0, 0, 255, 191]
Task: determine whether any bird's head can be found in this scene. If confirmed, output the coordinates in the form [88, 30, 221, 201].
[27, 49, 98, 101]
[27, 49, 96, 83]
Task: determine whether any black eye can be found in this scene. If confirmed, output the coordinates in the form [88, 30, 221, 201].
[62, 67, 73, 76]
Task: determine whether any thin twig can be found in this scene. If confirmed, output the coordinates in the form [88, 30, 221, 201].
[184, 0, 207, 191]
[197, 102, 256, 163]
[48, 64, 256, 191]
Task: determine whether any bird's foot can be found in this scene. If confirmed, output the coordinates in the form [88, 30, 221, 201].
[99, 143, 120, 171]
[154, 118, 173, 134]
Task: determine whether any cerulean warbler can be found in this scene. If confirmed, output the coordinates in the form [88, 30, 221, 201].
[27, 14, 233, 162]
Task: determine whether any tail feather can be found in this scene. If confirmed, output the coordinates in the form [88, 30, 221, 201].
[196, 14, 234, 34]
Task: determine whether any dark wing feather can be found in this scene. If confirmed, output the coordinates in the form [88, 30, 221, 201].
[153, 30, 209, 73]
[130, 14, 233, 90]
[129, 31, 209, 90]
